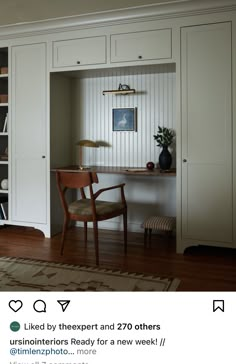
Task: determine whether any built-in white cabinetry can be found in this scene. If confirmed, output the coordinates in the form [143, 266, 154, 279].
[110, 28, 172, 63]
[178, 21, 233, 252]
[11, 43, 48, 229]
[53, 36, 106, 68]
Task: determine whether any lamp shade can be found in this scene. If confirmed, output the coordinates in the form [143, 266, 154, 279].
[76, 139, 98, 148]
[76, 139, 98, 169]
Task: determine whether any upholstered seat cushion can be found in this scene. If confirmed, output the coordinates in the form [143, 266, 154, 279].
[142, 216, 176, 231]
[69, 199, 125, 217]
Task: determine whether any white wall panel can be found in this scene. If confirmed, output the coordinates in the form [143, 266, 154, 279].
[71, 64, 176, 168]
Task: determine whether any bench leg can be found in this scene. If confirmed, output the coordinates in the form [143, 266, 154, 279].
[148, 228, 152, 246]
[144, 228, 148, 247]
[144, 228, 152, 247]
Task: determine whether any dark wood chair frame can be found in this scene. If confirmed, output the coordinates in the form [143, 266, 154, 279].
[56, 170, 127, 265]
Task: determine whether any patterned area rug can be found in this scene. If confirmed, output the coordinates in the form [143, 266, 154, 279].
[0, 257, 180, 291]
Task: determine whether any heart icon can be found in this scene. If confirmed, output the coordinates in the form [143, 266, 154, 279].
[9, 300, 23, 312]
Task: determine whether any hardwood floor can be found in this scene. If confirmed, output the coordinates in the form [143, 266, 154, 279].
[0, 225, 236, 291]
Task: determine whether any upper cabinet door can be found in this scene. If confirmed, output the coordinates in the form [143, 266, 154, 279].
[53, 36, 106, 68]
[111, 28, 172, 63]
[181, 22, 232, 244]
[11, 42, 48, 224]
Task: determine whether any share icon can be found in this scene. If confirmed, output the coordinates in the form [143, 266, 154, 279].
[57, 300, 70, 312]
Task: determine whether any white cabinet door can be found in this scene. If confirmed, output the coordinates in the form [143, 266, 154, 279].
[181, 22, 232, 245]
[11, 43, 47, 224]
[53, 36, 106, 67]
[111, 29, 172, 63]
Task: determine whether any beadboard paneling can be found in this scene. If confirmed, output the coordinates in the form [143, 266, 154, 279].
[71, 64, 176, 168]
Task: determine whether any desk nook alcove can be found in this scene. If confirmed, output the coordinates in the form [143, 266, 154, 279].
[50, 64, 177, 235]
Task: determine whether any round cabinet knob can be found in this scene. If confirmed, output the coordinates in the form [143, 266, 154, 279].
[77, 61, 81, 64]
[42, 156, 46, 159]
[138, 55, 142, 59]
[183, 159, 187, 163]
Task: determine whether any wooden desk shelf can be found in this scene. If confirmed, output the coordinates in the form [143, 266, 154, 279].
[52, 165, 176, 176]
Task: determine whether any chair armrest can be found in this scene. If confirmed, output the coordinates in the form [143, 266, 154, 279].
[93, 183, 126, 203]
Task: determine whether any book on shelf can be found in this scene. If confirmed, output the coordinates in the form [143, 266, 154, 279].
[0, 202, 7, 219]
[0, 206, 3, 219]
[2, 112, 8, 132]
[0, 195, 8, 220]
[0, 155, 8, 161]
[0, 146, 8, 161]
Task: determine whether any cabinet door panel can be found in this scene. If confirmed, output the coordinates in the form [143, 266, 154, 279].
[13, 159, 47, 223]
[111, 29, 172, 63]
[181, 22, 232, 243]
[182, 164, 232, 242]
[53, 36, 106, 67]
[11, 43, 47, 223]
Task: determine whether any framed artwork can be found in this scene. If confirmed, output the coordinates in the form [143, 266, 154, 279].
[112, 107, 137, 131]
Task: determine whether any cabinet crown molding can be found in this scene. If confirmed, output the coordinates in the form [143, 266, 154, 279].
[0, 0, 235, 39]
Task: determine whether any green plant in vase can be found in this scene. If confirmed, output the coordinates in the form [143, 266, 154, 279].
[153, 126, 175, 170]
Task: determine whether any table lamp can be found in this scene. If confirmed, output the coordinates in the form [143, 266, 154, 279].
[76, 139, 98, 170]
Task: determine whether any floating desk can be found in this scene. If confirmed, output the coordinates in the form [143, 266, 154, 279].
[52, 165, 176, 177]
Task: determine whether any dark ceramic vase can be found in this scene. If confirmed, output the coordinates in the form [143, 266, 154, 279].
[159, 145, 172, 170]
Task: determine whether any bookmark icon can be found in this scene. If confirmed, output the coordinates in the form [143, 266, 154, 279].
[213, 300, 224, 312]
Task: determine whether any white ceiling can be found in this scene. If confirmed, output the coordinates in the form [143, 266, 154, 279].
[0, 0, 186, 26]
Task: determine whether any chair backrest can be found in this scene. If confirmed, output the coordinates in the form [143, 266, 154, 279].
[56, 171, 98, 189]
[56, 171, 99, 208]
[56, 171, 100, 216]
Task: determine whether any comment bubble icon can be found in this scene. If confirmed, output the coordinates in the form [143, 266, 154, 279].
[33, 299, 46, 313]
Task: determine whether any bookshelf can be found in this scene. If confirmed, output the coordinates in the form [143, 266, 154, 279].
[0, 48, 8, 222]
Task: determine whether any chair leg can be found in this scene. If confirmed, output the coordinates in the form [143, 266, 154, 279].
[61, 217, 69, 255]
[123, 211, 127, 254]
[84, 222, 87, 243]
[93, 221, 99, 265]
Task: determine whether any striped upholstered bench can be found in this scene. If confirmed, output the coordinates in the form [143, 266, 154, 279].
[142, 215, 176, 245]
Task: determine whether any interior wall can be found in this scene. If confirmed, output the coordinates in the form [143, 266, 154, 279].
[50, 73, 72, 168]
[71, 64, 176, 168]
[96, 172, 176, 232]
[0, 0, 184, 26]
[50, 73, 73, 233]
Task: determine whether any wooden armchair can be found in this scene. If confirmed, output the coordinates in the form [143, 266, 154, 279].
[56, 170, 127, 265]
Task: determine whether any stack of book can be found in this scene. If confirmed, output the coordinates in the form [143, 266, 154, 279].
[0, 194, 8, 220]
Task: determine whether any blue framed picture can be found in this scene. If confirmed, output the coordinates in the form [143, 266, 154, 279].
[112, 107, 137, 131]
